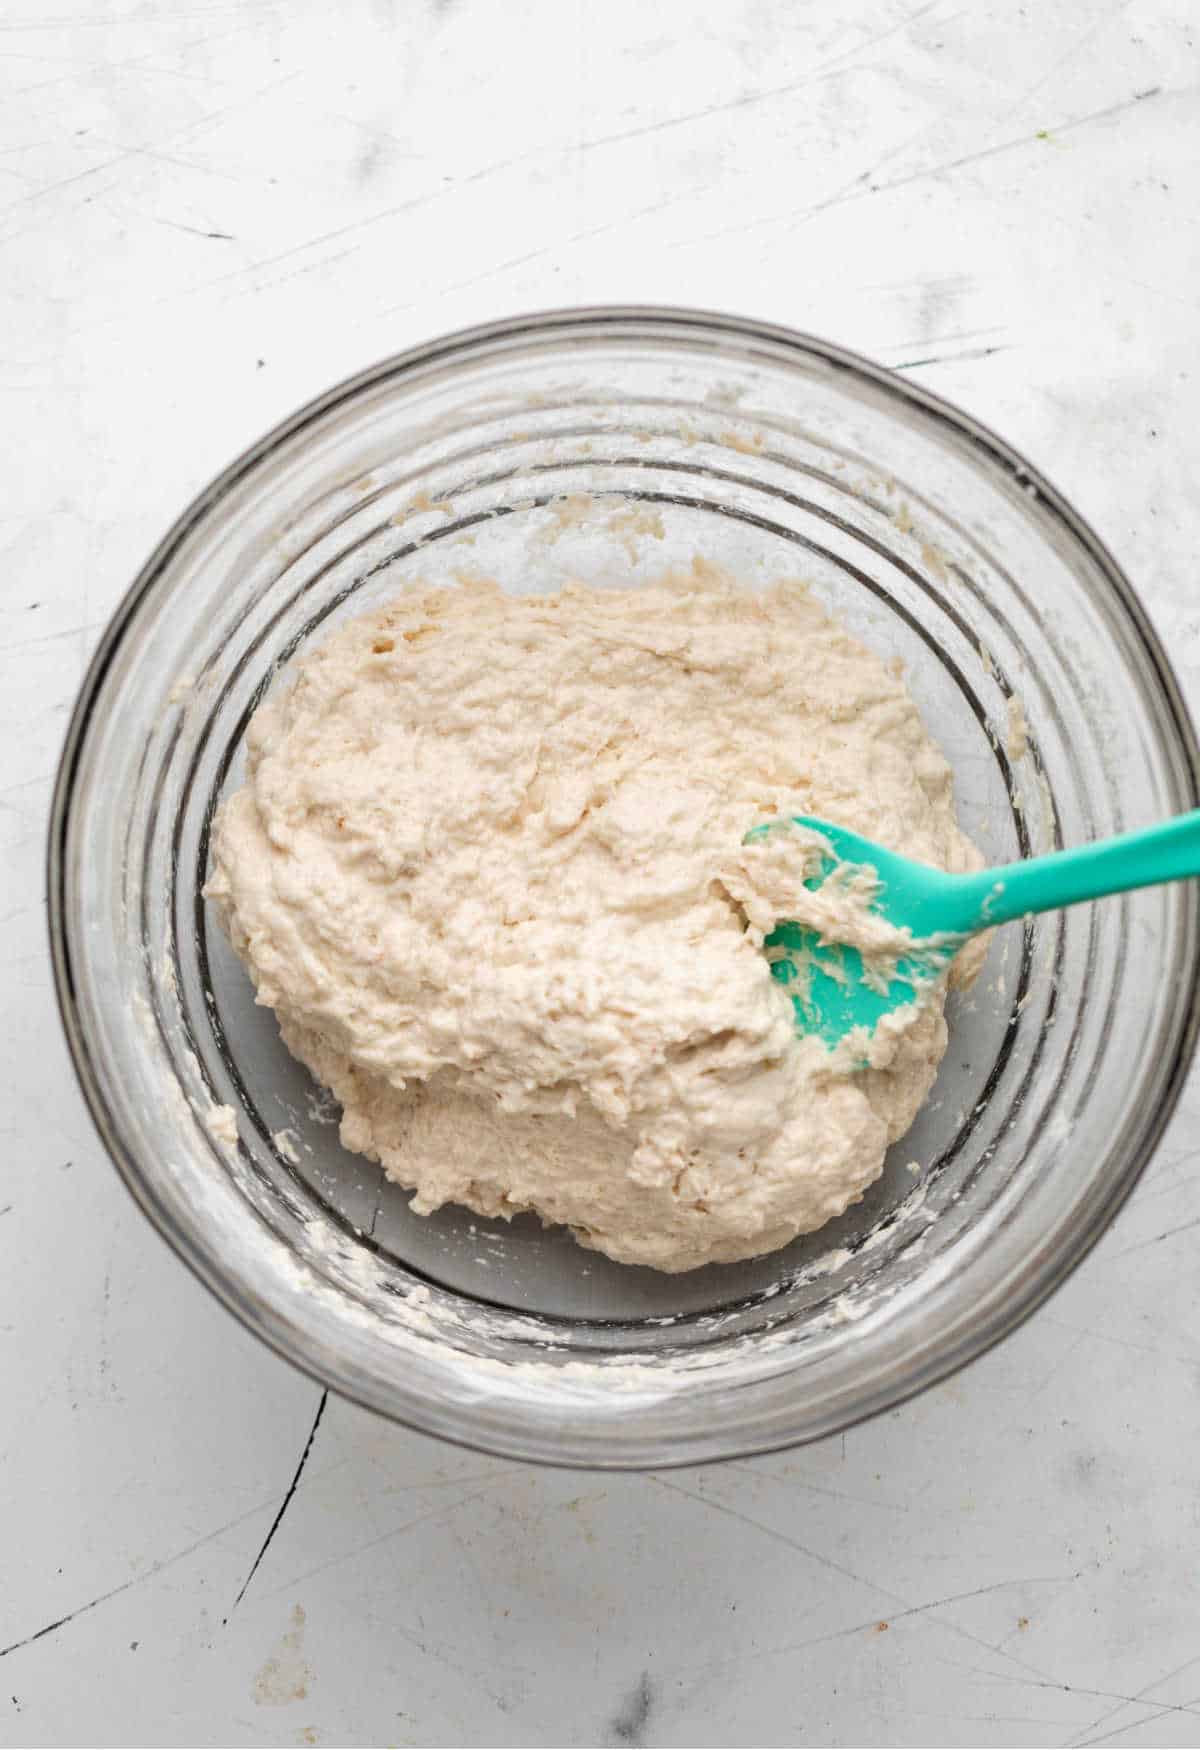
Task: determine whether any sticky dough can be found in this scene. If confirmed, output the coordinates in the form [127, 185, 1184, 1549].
[205, 564, 981, 1272]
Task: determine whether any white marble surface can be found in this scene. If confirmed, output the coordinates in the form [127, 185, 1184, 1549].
[3, 3, 1200, 1746]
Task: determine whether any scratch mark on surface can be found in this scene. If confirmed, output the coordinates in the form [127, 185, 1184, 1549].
[647, 1474, 1065, 1684]
[674, 85, 1165, 250]
[888, 322, 1006, 351]
[349, 1580, 522, 1715]
[0, 1496, 284, 1662]
[727, 1457, 910, 1513]
[1121, 1146, 1200, 1206]
[260, 1482, 506, 1601]
[0, 68, 303, 247]
[819, 0, 945, 75]
[1035, 1314, 1166, 1361]
[153, 217, 235, 239]
[1107, 1212, 1200, 1262]
[1066, 1645, 1200, 1744]
[0, 621, 100, 659]
[90, 134, 246, 180]
[2, 154, 128, 212]
[767, 1575, 1080, 1671]
[646, 1473, 906, 1598]
[989, 6, 1127, 132]
[378, 187, 705, 318]
[142, 189, 446, 314]
[893, 344, 1011, 371]
[1027, 1331, 1089, 1398]
[231, 1391, 327, 1611]
[1073, 1701, 1196, 1746]
[961, 1668, 1161, 1719]
[385, 1469, 507, 1496]
[0, 1592, 132, 1665]
[408, 4, 942, 211]
[877, 85, 1164, 192]
[551, 0, 945, 162]
[226, 243, 360, 301]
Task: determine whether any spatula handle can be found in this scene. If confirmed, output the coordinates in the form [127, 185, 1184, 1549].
[969, 809, 1200, 928]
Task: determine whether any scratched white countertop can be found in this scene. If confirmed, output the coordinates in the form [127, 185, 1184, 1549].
[4, 3, 1200, 1747]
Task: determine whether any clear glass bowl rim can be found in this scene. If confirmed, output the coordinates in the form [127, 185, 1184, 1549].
[47, 304, 1200, 1465]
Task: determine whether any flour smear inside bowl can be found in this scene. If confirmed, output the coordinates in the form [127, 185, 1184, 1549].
[205, 560, 982, 1272]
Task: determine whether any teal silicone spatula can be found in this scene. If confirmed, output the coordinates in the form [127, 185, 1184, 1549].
[752, 811, 1200, 1048]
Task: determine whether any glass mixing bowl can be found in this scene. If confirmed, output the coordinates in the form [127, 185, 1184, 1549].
[49, 308, 1200, 1467]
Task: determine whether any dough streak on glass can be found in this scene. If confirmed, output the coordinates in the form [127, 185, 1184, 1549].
[206, 563, 981, 1272]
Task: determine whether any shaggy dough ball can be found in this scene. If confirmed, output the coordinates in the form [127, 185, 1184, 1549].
[206, 564, 979, 1271]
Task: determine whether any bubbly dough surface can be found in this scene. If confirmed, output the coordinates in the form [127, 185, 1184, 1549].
[206, 564, 979, 1271]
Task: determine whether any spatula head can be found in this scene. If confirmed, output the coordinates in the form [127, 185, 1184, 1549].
[746, 816, 967, 1049]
